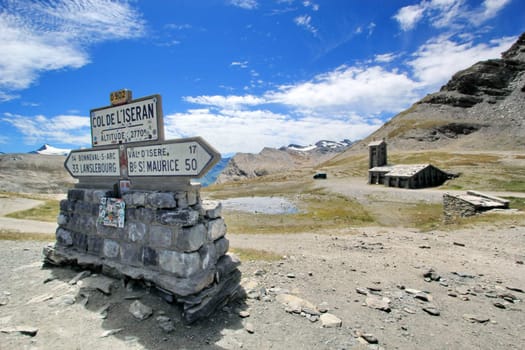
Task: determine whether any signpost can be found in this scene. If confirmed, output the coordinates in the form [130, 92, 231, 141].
[126, 137, 220, 178]
[90, 94, 164, 147]
[66, 90, 220, 190]
[64, 147, 120, 178]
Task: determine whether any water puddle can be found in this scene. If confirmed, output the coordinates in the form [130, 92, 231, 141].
[220, 196, 298, 214]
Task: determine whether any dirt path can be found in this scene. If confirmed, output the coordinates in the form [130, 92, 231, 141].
[0, 197, 57, 234]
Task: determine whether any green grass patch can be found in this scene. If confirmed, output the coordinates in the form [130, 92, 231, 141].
[0, 229, 55, 241]
[230, 247, 282, 261]
[5, 199, 60, 222]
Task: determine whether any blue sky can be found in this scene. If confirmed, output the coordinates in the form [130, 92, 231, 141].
[0, 0, 523, 155]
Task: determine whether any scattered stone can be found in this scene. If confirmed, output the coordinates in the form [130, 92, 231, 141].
[320, 313, 342, 328]
[360, 333, 379, 344]
[276, 294, 318, 314]
[493, 302, 506, 309]
[317, 302, 329, 313]
[244, 322, 255, 334]
[455, 286, 470, 295]
[405, 288, 421, 295]
[452, 272, 476, 279]
[453, 242, 466, 247]
[78, 276, 116, 295]
[68, 270, 91, 285]
[26, 293, 53, 304]
[414, 292, 432, 302]
[499, 293, 518, 303]
[49, 294, 76, 307]
[419, 245, 431, 249]
[463, 314, 490, 323]
[254, 269, 266, 276]
[1, 326, 38, 337]
[423, 269, 441, 281]
[403, 307, 416, 314]
[129, 300, 153, 320]
[365, 296, 391, 312]
[286, 273, 296, 279]
[422, 306, 440, 316]
[157, 316, 175, 333]
[448, 292, 458, 298]
[506, 286, 524, 293]
[0, 294, 8, 306]
[367, 286, 382, 293]
[356, 287, 368, 295]
[100, 328, 124, 337]
[239, 310, 250, 318]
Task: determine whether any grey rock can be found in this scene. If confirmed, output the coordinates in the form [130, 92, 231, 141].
[129, 300, 153, 320]
[239, 310, 250, 318]
[463, 314, 490, 323]
[0, 326, 38, 337]
[158, 250, 201, 277]
[69, 270, 91, 285]
[100, 328, 124, 338]
[414, 292, 432, 302]
[156, 316, 175, 333]
[506, 285, 524, 293]
[365, 296, 391, 312]
[244, 322, 255, 334]
[361, 333, 379, 344]
[78, 275, 116, 295]
[320, 313, 342, 328]
[422, 306, 440, 316]
[208, 218, 227, 240]
[356, 287, 368, 295]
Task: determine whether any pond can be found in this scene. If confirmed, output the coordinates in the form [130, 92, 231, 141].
[220, 196, 299, 215]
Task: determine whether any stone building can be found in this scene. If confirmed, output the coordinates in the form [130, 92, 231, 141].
[443, 191, 510, 222]
[368, 140, 451, 189]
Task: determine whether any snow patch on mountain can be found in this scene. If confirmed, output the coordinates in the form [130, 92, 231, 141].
[30, 144, 71, 156]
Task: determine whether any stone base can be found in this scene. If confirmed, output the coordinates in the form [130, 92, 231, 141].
[43, 244, 243, 323]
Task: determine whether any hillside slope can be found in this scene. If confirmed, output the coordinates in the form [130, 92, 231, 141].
[345, 32, 525, 155]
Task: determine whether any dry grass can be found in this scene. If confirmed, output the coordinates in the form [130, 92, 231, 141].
[0, 229, 54, 241]
[5, 199, 60, 222]
[229, 247, 282, 261]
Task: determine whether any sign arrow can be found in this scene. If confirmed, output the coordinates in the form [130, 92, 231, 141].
[125, 137, 220, 178]
[64, 147, 121, 178]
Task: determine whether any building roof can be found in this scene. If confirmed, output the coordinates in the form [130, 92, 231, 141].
[368, 140, 386, 147]
[369, 164, 431, 177]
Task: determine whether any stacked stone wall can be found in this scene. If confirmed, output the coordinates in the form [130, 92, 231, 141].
[46, 186, 241, 323]
[443, 193, 478, 223]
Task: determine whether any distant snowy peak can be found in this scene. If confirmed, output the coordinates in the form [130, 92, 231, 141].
[281, 139, 353, 153]
[30, 144, 70, 156]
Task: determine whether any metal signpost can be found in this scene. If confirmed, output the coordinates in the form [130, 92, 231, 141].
[90, 94, 164, 147]
[64, 147, 120, 177]
[65, 89, 220, 189]
[126, 137, 220, 178]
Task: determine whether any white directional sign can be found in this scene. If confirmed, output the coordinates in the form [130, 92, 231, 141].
[126, 137, 220, 178]
[65, 148, 120, 178]
[90, 95, 163, 147]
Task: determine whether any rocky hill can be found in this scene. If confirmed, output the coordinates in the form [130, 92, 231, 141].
[216, 140, 353, 183]
[345, 32, 525, 155]
[0, 154, 76, 193]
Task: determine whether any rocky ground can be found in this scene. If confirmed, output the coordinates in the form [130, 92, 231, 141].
[0, 189, 524, 350]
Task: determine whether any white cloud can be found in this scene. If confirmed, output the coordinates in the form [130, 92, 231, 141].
[229, 0, 258, 10]
[408, 35, 517, 89]
[294, 15, 318, 36]
[473, 0, 511, 24]
[2, 113, 91, 146]
[393, 4, 425, 31]
[393, 0, 512, 31]
[164, 108, 381, 154]
[231, 61, 249, 69]
[374, 53, 397, 63]
[184, 95, 266, 109]
[266, 65, 420, 116]
[0, 0, 145, 96]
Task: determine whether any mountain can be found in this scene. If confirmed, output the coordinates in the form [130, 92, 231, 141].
[345, 32, 525, 154]
[30, 144, 71, 156]
[216, 139, 353, 183]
